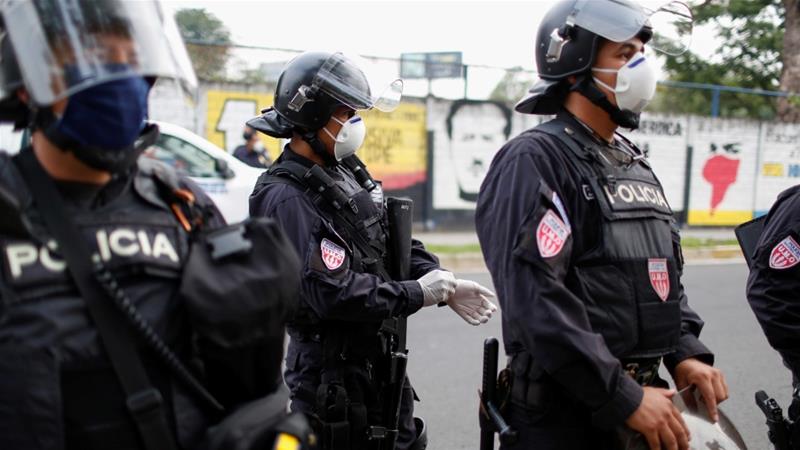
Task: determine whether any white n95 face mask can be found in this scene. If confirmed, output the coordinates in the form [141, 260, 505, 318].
[323, 115, 367, 161]
[592, 55, 658, 114]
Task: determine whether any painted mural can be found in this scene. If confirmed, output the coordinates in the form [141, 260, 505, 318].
[151, 82, 800, 227]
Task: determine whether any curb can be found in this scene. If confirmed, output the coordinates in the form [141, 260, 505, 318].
[437, 253, 487, 273]
[682, 245, 743, 261]
[438, 245, 744, 273]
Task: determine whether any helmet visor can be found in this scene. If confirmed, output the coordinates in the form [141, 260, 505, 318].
[313, 52, 403, 113]
[1, 0, 197, 105]
[569, 0, 692, 55]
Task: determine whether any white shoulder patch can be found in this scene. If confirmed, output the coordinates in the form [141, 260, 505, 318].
[320, 238, 346, 270]
[536, 209, 570, 258]
[770, 236, 800, 270]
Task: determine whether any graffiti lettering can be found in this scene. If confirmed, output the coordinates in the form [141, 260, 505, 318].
[765, 128, 800, 145]
[362, 128, 402, 165]
[637, 120, 683, 136]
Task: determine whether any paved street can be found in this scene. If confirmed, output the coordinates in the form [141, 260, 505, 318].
[406, 262, 786, 449]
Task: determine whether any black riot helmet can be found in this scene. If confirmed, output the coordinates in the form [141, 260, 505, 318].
[535, 0, 653, 82]
[516, 0, 693, 127]
[247, 51, 402, 162]
[0, 0, 196, 171]
[276, 52, 368, 132]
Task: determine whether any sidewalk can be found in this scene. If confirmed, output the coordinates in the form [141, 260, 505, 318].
[415, 227, 737, 246]
[415, 227, 743, 272]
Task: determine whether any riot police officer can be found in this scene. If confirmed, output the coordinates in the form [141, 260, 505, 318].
[475, 1, 728, 449]
[0, 1, 305, 449]
[746, 186, 800, 400]
[247, 51, 497, 450]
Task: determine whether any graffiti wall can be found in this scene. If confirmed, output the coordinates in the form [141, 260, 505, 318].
[199, 86, 428, 212]
[430, 107, 800, 226]
[628, 115, 689, 212]
[151, 82, 800, 227]
[204, 89, 282, 161]
[429, 99, 541, 210]
[359, 102, 428, 193]
[755, 123, 800, 216]
[685, 118, 759, 225]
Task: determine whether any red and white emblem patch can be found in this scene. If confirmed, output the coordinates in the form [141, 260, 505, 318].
[320, 238, 346, 270]
[648, 258, 670, 301]
[536, 210, 570, 258]
[770, 236, 800, 270]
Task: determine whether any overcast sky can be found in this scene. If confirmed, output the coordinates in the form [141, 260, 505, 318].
[162, 0, 719, 98]
[165, 1, 551, 68]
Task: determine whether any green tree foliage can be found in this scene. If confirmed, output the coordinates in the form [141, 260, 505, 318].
[652, 0, 785, 119]
[175, 8, 232, 81]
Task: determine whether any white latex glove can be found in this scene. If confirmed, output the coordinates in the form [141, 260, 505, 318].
[417, 270, 457, 307]
[447, 280, 498, 326]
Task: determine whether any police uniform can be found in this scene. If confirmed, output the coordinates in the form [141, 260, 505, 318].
[475, 111, 713, 449]
[747, 185, 800, 381]
[0, 150, 294, 449]
[0, 1, 310, 448]
[250, 146, 439, 449]
[233, 145, 271, 169]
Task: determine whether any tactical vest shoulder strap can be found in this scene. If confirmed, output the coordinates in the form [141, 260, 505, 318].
[530, 119, 601, 183]
[533, 119, 594, 160]
[340, 155, 377, 192]
[135, 158, 209, 233]
[268, 160, 392, 281]
[533, 119, 641, 193]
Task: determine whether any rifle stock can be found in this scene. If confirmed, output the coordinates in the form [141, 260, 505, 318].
[374, 197, 414, 450]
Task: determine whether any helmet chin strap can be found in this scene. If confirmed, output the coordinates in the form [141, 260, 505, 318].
[301, 130, 339, 166]
[571, 75, 641, 130]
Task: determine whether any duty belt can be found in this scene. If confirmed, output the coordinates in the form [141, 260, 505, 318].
[621, 357, 662, 386]
[506, 353, 663, 411]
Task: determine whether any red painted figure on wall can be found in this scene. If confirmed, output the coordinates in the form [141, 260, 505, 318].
[702, 143, 741, 215]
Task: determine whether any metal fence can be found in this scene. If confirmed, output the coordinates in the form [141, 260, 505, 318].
[189, 40, 800, 121]
[168, 42, 800, 229]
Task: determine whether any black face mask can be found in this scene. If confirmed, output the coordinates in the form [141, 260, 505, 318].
[243, 131, 253, 141]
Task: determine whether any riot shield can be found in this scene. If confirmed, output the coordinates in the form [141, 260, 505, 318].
[619, 387, 746, 450]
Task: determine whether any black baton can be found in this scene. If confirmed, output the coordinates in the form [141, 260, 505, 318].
[480, 337, 517, 450]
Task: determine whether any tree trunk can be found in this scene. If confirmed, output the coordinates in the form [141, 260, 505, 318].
[778, 0, 800, 122]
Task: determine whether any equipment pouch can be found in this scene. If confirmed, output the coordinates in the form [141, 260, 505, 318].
[496, 367, 513, 413]
[180, 217, 301, 349]
[198, 386, 314, 450]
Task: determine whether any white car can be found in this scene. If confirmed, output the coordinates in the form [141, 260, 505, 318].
[0, 121, 263, 223]
[146, 122, 263, 223]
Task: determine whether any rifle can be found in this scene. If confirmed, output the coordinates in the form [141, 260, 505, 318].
[480, 337, 517, 450]
[372, 197, 414, 449]
[756, 390, 793, 450]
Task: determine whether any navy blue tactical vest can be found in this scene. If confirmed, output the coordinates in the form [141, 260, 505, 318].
[534, 120, 681, 359]
[0, 154, 208, 450]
